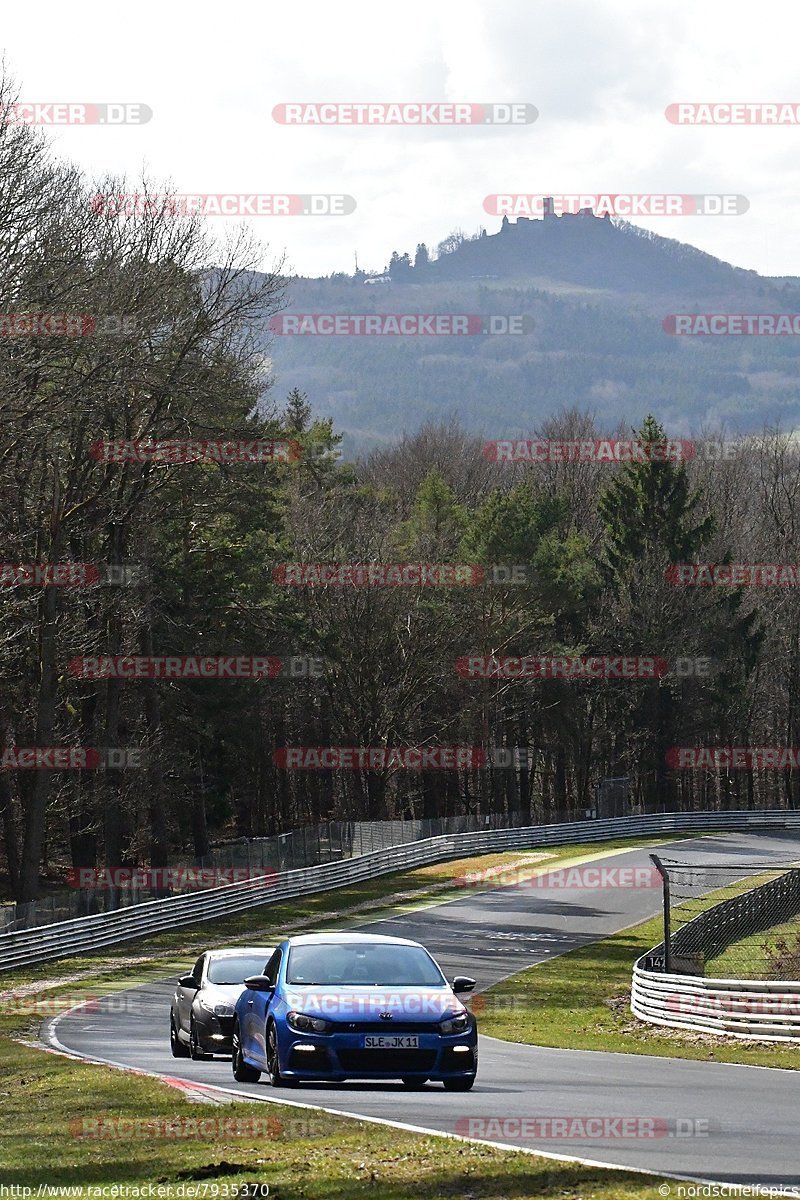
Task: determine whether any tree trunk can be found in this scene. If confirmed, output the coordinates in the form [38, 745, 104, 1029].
[140, 622, 169, 886]
[18, 576, 59, 901]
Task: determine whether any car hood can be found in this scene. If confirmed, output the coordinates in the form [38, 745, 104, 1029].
[200, 983, 246, 1006]
[282, 985, 464, 1024]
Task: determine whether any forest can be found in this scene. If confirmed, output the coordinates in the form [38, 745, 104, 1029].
[1, 78, 799, 903]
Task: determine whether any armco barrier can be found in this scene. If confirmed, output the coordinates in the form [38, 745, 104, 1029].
[2, 808, 800, 973]
[631, 963, 800, 1041]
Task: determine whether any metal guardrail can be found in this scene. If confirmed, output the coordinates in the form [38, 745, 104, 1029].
[3, 807, 800, 974]
[631, 964, 800, 1041]
[0, 812, 538, 935]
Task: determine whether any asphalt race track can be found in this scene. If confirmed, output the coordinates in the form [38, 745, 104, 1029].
[45, 833, 800, 1189]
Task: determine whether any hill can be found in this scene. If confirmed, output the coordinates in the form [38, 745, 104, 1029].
[258, 213, 800, 455]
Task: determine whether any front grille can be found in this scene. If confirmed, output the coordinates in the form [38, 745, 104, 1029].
[334, 1021, 442, 1034]
[337, 1049, 437, 1073]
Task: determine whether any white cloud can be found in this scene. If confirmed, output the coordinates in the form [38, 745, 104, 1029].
[2, 0, 799, 276]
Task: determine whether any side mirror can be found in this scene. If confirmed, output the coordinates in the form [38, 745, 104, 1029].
[244, 975, 275, 992]
[452, 975, 476, 994]
[178, 975, 199, 990]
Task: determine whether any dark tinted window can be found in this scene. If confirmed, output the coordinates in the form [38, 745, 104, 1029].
[206, 954, 272, 985]
[286, 943, 445, 986]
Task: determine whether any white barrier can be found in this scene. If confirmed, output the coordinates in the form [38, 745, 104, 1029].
[631, 962, 800, 1041]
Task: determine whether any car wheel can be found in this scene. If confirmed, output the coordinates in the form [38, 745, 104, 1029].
[170, 1013, 190, 1058]
[266, 1021, 296, 1088]
[443, 1074, 476, 1091]
[189, 1017, 209, 1060]
[232, 1024, 261, 1083]
[401, 1077, 428, 1089]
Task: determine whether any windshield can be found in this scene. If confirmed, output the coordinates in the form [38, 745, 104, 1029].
[206, 955, 270, 985]
[286, 942, 446, 987]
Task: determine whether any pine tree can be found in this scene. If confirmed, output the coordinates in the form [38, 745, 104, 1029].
[598, 414, 713, 577]
[283, 387, 312, 434]
[394, 469, 466, 552]
[595, 414, 761, 811]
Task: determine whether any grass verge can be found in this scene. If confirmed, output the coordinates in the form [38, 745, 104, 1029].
[0, 1032, 669, 1200]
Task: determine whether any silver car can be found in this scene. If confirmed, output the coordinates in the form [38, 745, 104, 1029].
[170, 946, 275, 1059]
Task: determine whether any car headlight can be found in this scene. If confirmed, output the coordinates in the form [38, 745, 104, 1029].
[199, 999, 235, 1017]
[286, 1010, 333, 1034]
[440, 1011, 470, 1035]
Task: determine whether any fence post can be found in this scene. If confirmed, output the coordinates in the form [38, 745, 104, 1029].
[650, 853, 672, 973]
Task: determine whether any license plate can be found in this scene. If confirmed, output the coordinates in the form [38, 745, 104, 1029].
[362, 1035, 419, 1049]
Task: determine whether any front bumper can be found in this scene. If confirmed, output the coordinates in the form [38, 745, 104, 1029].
[280, 1028, 478, 1080]
[195, 1012, 235, 1053]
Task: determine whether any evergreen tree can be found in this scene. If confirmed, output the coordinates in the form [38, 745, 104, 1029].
[283, 387, 312, 434]
[596, 414, 761, 810]
[598, 414, 713, 576]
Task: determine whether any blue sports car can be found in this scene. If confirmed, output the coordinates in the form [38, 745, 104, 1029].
[231, 932, 478, 1089]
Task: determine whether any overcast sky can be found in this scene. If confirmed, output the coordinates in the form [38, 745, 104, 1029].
[4, 0, 799, 278]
